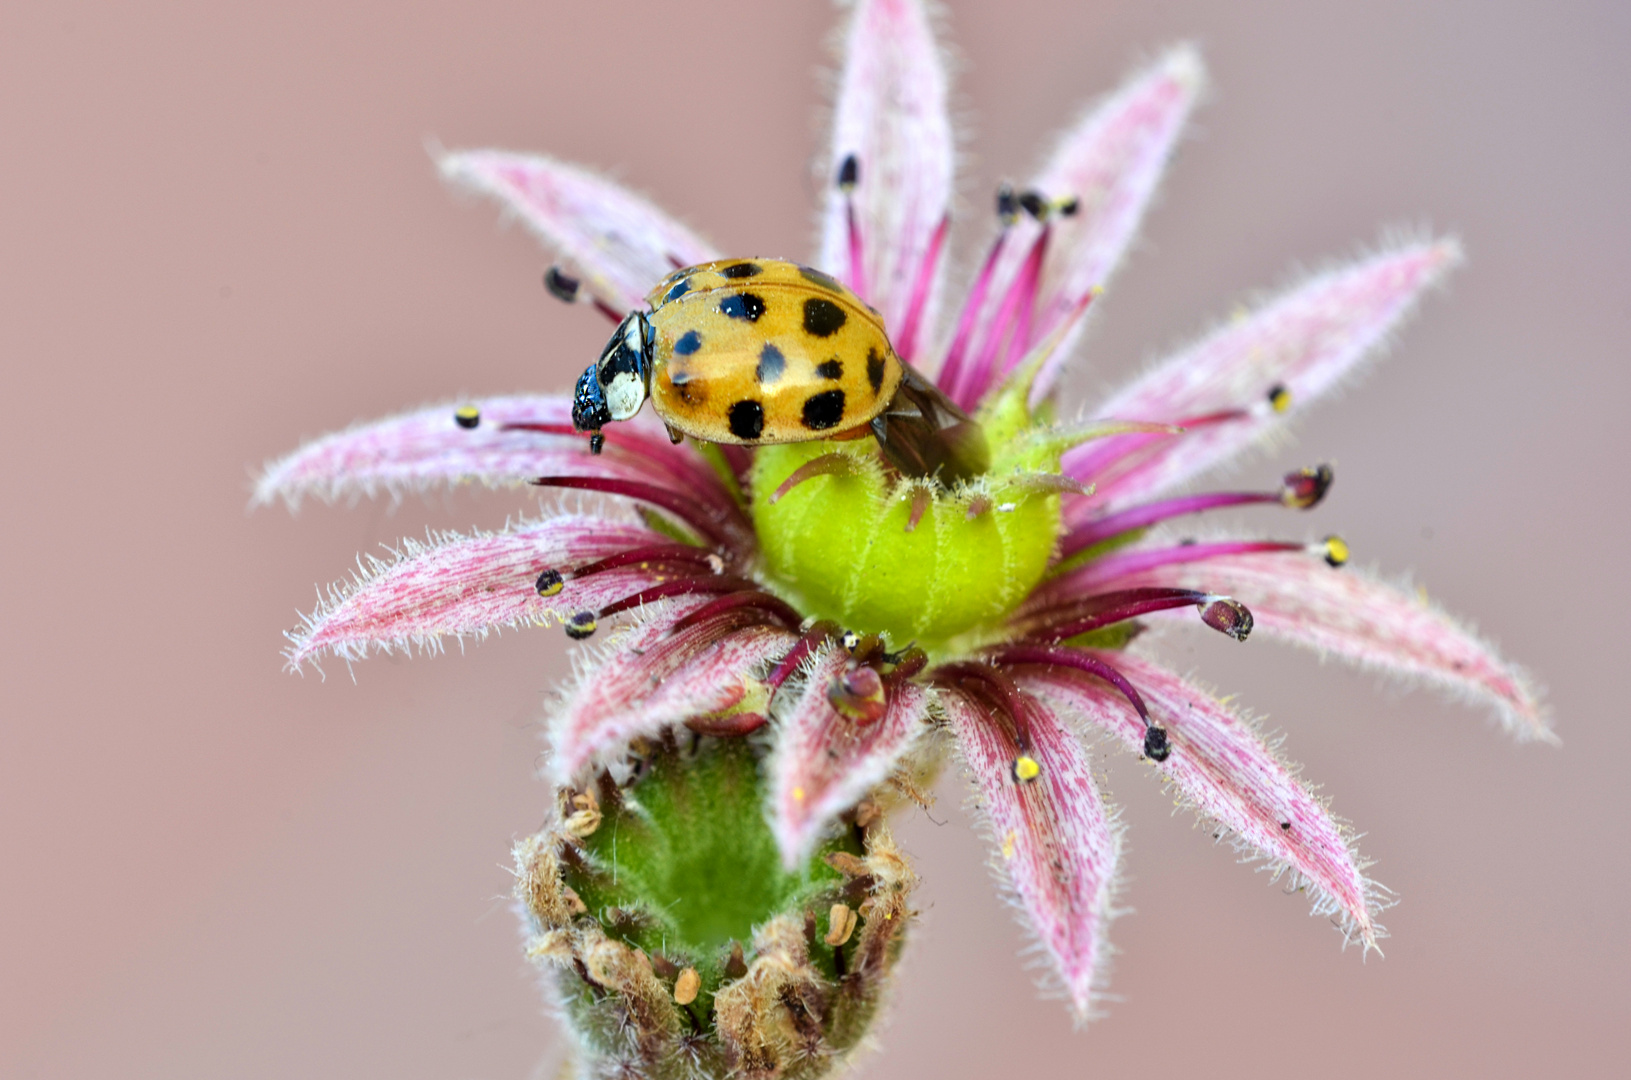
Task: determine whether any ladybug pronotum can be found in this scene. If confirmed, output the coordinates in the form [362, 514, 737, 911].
[571, 258, 906, 448]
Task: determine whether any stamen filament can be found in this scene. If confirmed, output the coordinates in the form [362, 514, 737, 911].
[593, 575, 757, 621]
[668, 590, 805, 634]
[934, 661, 1035, 751]
[935, 187, 1016, 395]
[531, 475, 735, 545]
[1019, 585, 1213, 641]
[894, 214, 949, 363]
[765, 621, 843, 691]
[567, 543, 720, 579]
[1060, 465, 1333, 558]
[954, 224, 1050, 409]
[985, 643, 1170, 761]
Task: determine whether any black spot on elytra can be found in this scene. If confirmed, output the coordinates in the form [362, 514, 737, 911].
[674, 330, 702, 356]
[815, 358, 843, 380]
[801, 389, 846, 431]
[720, 261, 762, 278]
[756, 343, 786, 384]
[866, 348, 886, 395]
[719, 292, 766, 322]
[728, 399, 765, 440]
[803, 297, 847, 338]
[798, 265, 844, 293]
[663, 278, 692, 303]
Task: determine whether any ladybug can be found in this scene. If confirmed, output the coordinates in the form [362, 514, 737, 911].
[572, 259, 905, 450]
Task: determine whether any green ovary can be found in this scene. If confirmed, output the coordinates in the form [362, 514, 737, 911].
[749, 437, 1064, 651]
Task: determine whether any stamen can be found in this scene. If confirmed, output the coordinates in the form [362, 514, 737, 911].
[565, 611, 597, 640]
[1011, 755, 1042, 782]
[828, 664, 887, 723]
[954, 222, 1050, 408]
[454, 405, 480, 429]
[668, 589, 804, 634]
[1062, 386, 1292, 493]
[765, 621, 843, 692]
[1020, 585, 1246, 642]
[768, 452, 866, 505]
[542, 265, 624, 324]
[1060, 465, 1335, 557]
[936, 185, 1018, 394]
[934, 662, 1034, 751]
[1320, 534, 1350, 567]
[531, 475, 733, 545]
[893, 214, 950, 363]
[985, 643, 1170, 762]
[837, 154, 868, 300]
[593, 575, 756, 621]
[567, 543, 720, 580]
[1052, 539, 1307, 587]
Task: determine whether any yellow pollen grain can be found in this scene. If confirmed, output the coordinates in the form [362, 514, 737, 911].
[793, 786, 806, 802]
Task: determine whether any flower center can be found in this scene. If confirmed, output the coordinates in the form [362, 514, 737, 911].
[748, 423, 1067, 651]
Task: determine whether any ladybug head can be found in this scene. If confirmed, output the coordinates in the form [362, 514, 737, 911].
[573, 311, 654, 432]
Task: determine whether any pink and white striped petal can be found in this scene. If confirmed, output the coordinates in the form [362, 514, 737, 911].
[285, 516, 665, 670]
[1066, 239, 1461, 508]
[254, 396, 734, 517]
[817, 0, 953, 343]
[943, 687, 1122, 1021]
[549, 608, 795, 784]
[767, 645, 934, 868]
[1017, 656, 1386, 951]
[1103, 550, 1551, 741]
[952, 47, 1203, 406]
[439, 151, 718, 313]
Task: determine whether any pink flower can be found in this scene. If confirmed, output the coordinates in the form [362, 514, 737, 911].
[258, 0, 1547, 1024]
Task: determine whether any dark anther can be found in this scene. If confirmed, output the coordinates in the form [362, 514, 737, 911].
[544, 266, 580, 303]
[453, 405, 480, 429]
[837, 153, 859, 191]
[1200, 597, 1254, 642]
[535, 569, 564, 597]
[1280, 821, 1293, 831]
[1018, 189, 1048, 219]
[1281, 464, 1334, 509]
[996, 182, 1020, 224]
[1057, 195, 1081, 216]
[565, 611, 598, 639]
[1143, 725, 1172, 762]
[1267, 383, 1292, 413]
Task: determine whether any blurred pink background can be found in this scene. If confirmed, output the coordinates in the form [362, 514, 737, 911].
[4, 1, 1626, 1076]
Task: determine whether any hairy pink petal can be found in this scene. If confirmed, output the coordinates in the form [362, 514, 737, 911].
[1106, 551, 1551, 741]
[818, 0, 952, 335]
[254, 396, 734, 516]
[767, 646, 933, 868]
[549, 610, 795, 783]
[439, 151, 717, 312]
[285, 516, 665, 670]
[943, 688, 1121, 1021]
[1067, 239, 1461, 508]
[956, 47, 1203, 405]
[1019, 656, 1386, 952]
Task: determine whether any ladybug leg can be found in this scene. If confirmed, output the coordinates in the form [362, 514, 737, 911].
[872, 367, 989, 484]
[663, 422, 685, 445]
[589, 432, 605, 455]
